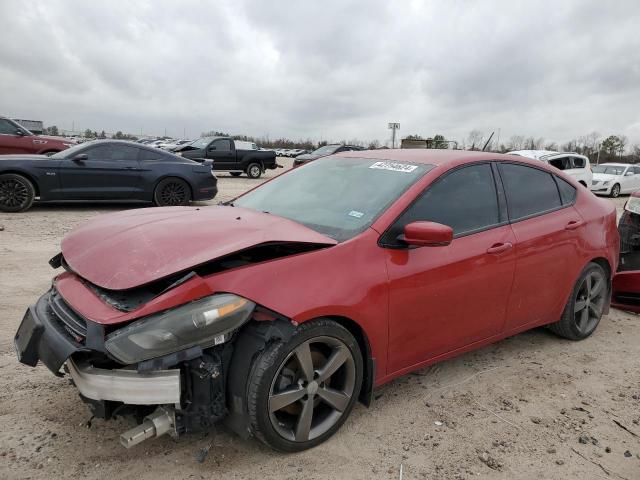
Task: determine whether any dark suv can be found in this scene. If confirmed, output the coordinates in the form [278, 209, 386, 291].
[293, 144, 364, 166]
[0, 117, 74, 155]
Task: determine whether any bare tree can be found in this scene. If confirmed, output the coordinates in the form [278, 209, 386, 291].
[466, 130, 484, 150]
[507, 135, 525, 151]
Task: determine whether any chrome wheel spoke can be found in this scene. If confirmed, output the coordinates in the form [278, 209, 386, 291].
[269, 387, 305, 413]
[317, 386, 350, 412]
[316, 347, 349, 383]
[588, 302, 602, 318]
[577, 305, 589, 331]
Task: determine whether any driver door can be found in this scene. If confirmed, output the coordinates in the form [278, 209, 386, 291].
[58, 144, 141, 199]
[205, 138, 235, 169]
[384, 163, 517, 373]
[0, 119, 33, 154]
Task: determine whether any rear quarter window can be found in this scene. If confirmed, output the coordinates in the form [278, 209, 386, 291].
[554, 176, 577, 205]
[499, 163, 562, 221]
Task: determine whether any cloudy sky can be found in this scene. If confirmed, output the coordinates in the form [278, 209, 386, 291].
[1, 0, 639, 146]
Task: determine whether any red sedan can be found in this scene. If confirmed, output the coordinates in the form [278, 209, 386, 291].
[15, 150, 619, 452]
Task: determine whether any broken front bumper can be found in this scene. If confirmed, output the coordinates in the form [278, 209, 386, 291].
[66, 358, 180, 406]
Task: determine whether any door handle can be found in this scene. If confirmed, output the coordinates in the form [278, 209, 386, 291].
[565, 220, 583, 230]
[486, 242, 513, 254]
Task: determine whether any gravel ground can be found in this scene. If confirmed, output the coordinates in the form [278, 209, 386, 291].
[0, 159, 639, 479]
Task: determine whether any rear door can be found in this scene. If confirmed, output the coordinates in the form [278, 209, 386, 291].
[58, 144, 141, 199]
[498, 162, 585, 330]
[205, 138, 236, 169]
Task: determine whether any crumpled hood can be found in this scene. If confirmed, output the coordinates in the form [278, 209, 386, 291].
[592, 173, 618, 181]
[61, 206, 337, 290]
[0, 155, 49, 161]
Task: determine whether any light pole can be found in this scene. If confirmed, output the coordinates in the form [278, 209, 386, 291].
[388, 122, 400, 149]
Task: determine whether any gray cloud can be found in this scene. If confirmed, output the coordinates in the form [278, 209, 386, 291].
[1, 0, 639, 146]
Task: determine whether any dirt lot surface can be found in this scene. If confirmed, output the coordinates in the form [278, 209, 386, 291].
[1, 159, 639, 479]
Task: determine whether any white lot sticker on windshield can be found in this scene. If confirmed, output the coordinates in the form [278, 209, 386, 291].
[348, 210, 364, 218]
[369, 161, 418, 173]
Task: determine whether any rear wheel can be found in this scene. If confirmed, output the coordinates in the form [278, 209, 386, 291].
[610, 183, 621, 198]
[230, 172, 242, 177]
[246, 163, 262, 179]
[549, 262, 608, 340]
[0, 173, 35, 212]
[153, 177, 191, 206]
[246, 319, 363, 452]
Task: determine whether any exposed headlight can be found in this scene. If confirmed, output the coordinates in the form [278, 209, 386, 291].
[602, 181, 610, 186]
[625, 197, 640, 214]
[105, 294, 255, 364]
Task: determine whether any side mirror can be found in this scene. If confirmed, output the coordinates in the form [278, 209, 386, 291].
[401, 221, 453, 247]
[208, 145, 217, 151]
[72, 153, 88, 163]
[15, 130, 24, 136]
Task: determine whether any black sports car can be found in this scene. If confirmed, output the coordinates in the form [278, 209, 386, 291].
[0, 140, 217, 212]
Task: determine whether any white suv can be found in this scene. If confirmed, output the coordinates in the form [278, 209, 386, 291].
[590, 163, 640, 198]
[508, 150, 592, 187]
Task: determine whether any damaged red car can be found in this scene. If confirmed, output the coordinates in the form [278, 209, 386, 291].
[14, 150, 619, 452]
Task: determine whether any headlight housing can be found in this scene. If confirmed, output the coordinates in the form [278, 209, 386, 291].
[602, 181, 610, 186]
[625, 196, 640, 214]
[105, 294, 255, 364]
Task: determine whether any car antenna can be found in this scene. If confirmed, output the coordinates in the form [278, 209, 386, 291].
[481, 131, 495, 151]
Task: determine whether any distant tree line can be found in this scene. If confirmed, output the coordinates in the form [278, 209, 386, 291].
[43, 123, 640, 163]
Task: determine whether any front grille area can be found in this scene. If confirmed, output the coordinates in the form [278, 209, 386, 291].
[49, 288, 87, 340]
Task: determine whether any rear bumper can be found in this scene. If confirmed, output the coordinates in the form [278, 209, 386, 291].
[66, 358, 180, 405]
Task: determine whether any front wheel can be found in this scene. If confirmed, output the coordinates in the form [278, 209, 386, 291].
[153, 177, 191, 206]
[0, 173, 35, 212]
[246, 163, 262, 179]
[610, 183, 621, 198]
[246, 319, 363, 452]
[548, 262, 608, 340]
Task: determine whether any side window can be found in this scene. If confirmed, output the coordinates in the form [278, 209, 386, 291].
[84, 145, 113, 160]
[139, 148, 164, 161]
[572, 156, 586, 169]
[548, 157, 570, 170]
[499, 163, 562, 220]
[386, 163, 500, 240]
[634, 166, 640, 175]
[0, 119, 18, 134]
[554, 176, 577, 205]
[110, 145, 139, 161]
[213, 139, 231, 151]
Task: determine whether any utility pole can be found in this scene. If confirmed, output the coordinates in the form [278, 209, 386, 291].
[388, 122, 400, 149]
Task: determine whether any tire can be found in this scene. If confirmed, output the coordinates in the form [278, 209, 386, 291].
[153, 177, 191, 206]
[548, 262, 608, 341]
[0, 173, 35, 212]
[610, 183, 621, 198]
[246, 318, 363, 452]
[246, 163, 262, 179]
[230, 172, 242, 177]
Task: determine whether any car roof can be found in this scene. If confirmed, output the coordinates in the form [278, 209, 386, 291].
[335, 148, 530, 167]
[598, 162, 628, 167]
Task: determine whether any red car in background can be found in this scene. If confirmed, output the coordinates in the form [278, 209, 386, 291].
[613, 190, 640, 312]
[0, 116, 74, 155]
[14, 150, 619, 452]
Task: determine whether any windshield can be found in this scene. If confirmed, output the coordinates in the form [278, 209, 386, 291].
[311, 145, 340, 156]
[592, 165, 626, 175]
[234, 157, 432, 241]
[187, 137, 214, 149]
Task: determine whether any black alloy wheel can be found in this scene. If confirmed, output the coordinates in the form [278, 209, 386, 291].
[0, 173, 35, 212]
[153, 178, 191, 206]
[246, 319, 363, 451]
[549, 262, 608, 340]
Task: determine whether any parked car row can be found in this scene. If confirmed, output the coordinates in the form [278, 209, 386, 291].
[275, 148, 310, 157]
